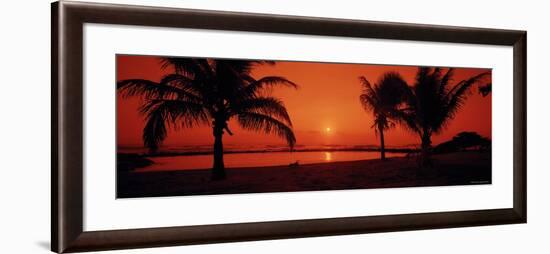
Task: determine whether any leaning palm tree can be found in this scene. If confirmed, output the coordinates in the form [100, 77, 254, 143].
[118, 57, 298, 180]
[359, 72, 409, 160]
[397, 67, 489, 166]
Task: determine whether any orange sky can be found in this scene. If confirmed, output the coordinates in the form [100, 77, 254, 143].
[117, 55, 491, 148]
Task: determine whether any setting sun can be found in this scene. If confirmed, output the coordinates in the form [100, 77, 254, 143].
[326, 127, 331, 133]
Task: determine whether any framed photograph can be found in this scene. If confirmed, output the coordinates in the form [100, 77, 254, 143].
[52, 1, 526, 253]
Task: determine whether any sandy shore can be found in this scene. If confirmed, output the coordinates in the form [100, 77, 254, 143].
[117, 151, 491, 198]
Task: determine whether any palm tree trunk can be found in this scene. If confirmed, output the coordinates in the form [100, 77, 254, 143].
[211, 123, 226, 180]
[378, 123, 386, 160]
[420, 131, 432, 167]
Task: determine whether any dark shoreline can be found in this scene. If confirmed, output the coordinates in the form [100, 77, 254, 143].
[117, 151, 491, 198]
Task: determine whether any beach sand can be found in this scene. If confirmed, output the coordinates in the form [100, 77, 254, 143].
[117, 151, 491, 198]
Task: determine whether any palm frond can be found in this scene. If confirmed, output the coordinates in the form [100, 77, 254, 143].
[358, 76, 376, 94]
[372, 115, 394, 134]
[445, 72, 489, 101]
[359, 73, 408, 119]
[392, 108, 421, 135]
[376, 72, 409, 108]
[139, 99, 209, 130]
[359, 94, 378, 112]
[142, 106, 167, 153]
[358, 76, 379, 112]
[222, 60, 275, 74]
[197, 59, 216, 78]
[438, 68, 455, 97]
[234, 97, 293, 126]
[237, 112, 296, 149]
[160, 57, 208, 79]
[436, 71, 490, 133]
[117, 79, 174, 99]
[159, 74, 195, 88]
[479, 83, 492, 97]
[117, 78, 203, 103]
[158, 74, 205, 101]
[242, 76, 298, 98]
[415, 67, 431, 86]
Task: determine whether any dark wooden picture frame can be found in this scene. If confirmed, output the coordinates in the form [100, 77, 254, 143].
[52, 1, 527, 253]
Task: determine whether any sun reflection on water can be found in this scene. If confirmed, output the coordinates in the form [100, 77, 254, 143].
[324, 152, 332, 161]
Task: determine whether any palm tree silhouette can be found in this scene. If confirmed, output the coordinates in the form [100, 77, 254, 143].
[397, 67, 489, 166]
[118, 57, 298, 180]
[359, 72, 409, 160]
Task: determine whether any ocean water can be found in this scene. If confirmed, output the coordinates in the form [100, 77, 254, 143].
[137, 151, 406, 172]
